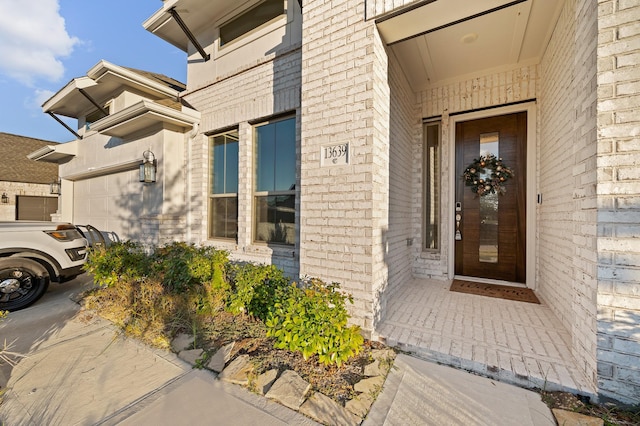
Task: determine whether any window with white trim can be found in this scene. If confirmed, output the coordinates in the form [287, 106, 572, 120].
[424, 121, 441, 250]
[254, 116, 295, 245]
[209, 130, 239, 240]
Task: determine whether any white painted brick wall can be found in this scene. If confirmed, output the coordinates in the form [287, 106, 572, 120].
[596, 0, 640, 405]
[382, 47, 420, 315]
[182, 47, 302, 277]
[538, 0, 599, 392]
[300, 0, 385, 333]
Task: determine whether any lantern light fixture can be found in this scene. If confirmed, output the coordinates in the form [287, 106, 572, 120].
[1, 192, 8, 204]
[50, 179, 61, 195]
[139, 150, 157, 183]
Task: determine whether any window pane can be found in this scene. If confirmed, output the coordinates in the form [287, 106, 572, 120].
[225, 135, 239, 193]
[210, 197, 238, 239]
[424, 122, 440, 250]
[479, 132, 499, 263]
[220, 0, 284, 46]
[212, 138, 225, 194]
[254, 195, 295, 245]
[256, 124, 275, 192]
[274, 118, 296, 191]
[211, 131, 238, 194]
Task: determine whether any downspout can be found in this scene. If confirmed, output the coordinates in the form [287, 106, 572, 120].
[186, 122, 199, 243]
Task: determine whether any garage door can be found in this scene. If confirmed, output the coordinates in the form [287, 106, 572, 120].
[16, 196, 58, 221]
[73, 170, 145, 242]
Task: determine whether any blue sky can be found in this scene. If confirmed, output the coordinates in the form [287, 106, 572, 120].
[0, 0, 186, 143]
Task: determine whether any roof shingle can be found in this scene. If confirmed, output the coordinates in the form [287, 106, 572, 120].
[0, 133, 59, 184]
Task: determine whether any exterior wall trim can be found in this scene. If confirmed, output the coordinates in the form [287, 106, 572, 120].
[447, 101, 537, 287]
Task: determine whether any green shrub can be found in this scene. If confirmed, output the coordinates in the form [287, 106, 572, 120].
[227, 263, 290, 321]
[84, 241, 150, 287]
[152, 242, 229, 294]
[265, 278, 364, 366]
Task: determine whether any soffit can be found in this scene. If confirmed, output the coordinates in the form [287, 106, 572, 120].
[144, 0, 236, 51]
[380, 0, 564, 90]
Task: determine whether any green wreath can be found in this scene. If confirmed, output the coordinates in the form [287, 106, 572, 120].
[462, 154, 514, 196]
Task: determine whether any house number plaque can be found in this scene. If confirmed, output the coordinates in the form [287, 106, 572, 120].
[321, 143, 349, 166]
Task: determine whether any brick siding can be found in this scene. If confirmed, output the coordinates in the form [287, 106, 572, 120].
[596, 0, 640, 405]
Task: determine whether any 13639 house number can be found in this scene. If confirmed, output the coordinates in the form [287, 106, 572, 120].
[321, 143, 349, 166]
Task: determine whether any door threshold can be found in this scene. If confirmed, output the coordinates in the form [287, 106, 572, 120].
[453, 275, 528, 289]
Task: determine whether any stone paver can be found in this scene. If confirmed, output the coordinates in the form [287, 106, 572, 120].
[218, 354, 254, 386]
[265, 370, 311, 411]
[552, 409, 604, 426]
[207, 341, 235, 372]
[373, 279, 596, 397]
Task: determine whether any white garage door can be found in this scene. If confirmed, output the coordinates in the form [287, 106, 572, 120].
[73, 170, 145, 243]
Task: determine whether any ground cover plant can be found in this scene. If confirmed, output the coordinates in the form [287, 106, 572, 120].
[82, 241, 388, 408]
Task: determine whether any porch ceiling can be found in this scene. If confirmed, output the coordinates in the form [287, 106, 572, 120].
[379, 0, 564, 90]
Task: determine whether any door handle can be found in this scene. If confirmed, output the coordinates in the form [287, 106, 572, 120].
[455, 205, 462, 240]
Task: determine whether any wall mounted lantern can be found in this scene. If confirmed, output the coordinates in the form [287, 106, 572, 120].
[50, 179, 61, 195]
[139, 150, 157, 183]
[1, 193, 8, 204]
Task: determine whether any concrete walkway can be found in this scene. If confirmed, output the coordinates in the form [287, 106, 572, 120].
[1, 295, 556, 425]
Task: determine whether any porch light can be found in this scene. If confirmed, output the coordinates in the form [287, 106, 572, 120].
[1, 193, 8, 204]
[139, 150, 157, 183]
[50, 179, 61, 195]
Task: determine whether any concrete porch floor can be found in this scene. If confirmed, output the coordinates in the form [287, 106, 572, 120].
[372, 279, 597, 398]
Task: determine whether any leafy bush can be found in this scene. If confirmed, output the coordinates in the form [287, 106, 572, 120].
[265, 279, 364, 366]
[151, 242, 228, 293]
[227, 263, 290, 321]
[84, 241, 150, 287]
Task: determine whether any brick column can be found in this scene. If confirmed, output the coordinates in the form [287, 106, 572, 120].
[596, 0, 640, 405]
[299, 0, 390, 333]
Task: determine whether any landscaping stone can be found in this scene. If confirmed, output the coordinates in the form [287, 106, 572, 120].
[345, 393, 374, 418]
[171, 333, 194, 352]
[354, 375, 385, 395]
[265, 370, 311, 411]
[370, 348, 395, 360]
[178, 348, 203, 365]
[363, 359, 384, 377]
[300, 392, 361, 426]
[254, 369, 278, 395]
[206, 342, 235, 373]
[552, 409, 604, 426]
[218, 355, 254, 386]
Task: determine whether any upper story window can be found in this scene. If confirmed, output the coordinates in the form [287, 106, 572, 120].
[209, 130, 239, 240]
[254, 116, 296, 245]
[219, 0, 285, 47]
[84, 104, 110, 130]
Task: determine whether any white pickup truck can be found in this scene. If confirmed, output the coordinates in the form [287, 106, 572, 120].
[0, 221, 90, 311]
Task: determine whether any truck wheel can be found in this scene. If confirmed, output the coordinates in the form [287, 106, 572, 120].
[0, 258, 50, 311]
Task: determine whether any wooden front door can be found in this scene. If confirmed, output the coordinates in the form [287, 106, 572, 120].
[454, 112, 527, 283]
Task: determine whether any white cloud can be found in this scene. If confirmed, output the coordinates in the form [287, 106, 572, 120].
[0, 0, 79, 86]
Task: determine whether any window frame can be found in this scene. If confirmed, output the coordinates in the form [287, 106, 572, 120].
[208, 129, 239, 241]
[423, 120, 441, 252]
[252, 115, 296, 246]
[218, 0, 289, 49]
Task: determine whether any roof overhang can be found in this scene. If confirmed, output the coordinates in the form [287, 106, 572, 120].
[27, 143, 78, 163]
[42, 60, 182, 118]
[90, 99, 200, 138]
[143, 0, 234, 51]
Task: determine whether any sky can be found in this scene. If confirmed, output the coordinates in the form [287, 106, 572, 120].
[0, 0, 187, 143]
